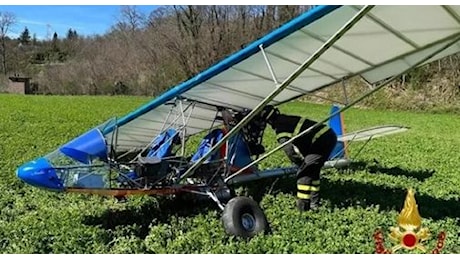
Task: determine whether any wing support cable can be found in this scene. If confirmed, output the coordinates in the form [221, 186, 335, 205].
[178, 5, 375, 183]
[225, 32, 460, 183]
[327, 132, 370, 168]
[350, 136, 373, 159]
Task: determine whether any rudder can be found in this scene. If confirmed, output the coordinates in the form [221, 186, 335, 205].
[328, 104, 347, 160]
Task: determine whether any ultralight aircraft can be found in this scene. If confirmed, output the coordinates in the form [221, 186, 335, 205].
[16, 5, 460, 237]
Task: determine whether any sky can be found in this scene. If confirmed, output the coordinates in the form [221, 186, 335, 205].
[1, 2, 449, 41]
[0, 5, 159, 40]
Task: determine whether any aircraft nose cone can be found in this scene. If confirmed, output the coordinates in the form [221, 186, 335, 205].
[17, 157, 64, 191]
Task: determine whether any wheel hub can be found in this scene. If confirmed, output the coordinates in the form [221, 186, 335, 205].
[241, 213, 255, 231]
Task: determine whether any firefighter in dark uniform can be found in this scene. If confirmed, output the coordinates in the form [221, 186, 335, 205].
[260, 105, 337, 211]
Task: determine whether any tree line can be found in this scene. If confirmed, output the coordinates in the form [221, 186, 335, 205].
[0, 5, 458, 110]
[0, 6, 311, 95]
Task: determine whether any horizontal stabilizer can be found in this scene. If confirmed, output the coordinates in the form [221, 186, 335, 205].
[338, 125, 409, 142]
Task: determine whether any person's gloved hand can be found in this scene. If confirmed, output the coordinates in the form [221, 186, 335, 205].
[278, 137, 304, 166]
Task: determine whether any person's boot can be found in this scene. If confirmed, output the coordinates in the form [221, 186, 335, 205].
[310, 191, 320, 210]
[297, 199, 311, 212]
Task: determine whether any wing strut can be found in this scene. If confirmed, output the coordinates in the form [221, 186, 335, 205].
[259, 44, 280, 84]
[341, 79, 350, 105]
[178, 5, 375, 182]
[225, 32, 460, 183]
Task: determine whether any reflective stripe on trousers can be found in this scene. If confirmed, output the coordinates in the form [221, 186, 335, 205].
[297, 180, 320, 200]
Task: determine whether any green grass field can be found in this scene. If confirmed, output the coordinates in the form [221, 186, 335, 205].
[0, 94, 459, 253]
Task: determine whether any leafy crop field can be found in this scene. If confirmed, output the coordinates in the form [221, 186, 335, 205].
[1, 94, 459, 254]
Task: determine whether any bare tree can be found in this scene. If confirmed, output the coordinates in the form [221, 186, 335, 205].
[170, 5, 206, 76]
[0, 11, 16, 75]
[116, 6, 146, 32]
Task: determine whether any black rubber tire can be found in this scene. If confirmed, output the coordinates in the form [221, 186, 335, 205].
[222, 196, 269, 238]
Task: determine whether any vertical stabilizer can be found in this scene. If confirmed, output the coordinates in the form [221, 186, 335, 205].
[328, 104, 348, 159]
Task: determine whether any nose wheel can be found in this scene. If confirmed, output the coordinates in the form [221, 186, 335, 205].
[221, 196, 269, 238]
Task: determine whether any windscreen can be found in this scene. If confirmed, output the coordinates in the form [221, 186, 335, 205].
[44, 150, 114, 189]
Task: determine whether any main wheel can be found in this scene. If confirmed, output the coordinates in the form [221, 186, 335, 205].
[222, 196, 269, 238]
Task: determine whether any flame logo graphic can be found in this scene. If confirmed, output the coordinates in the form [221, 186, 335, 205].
[397, 188, 422, 231]
[389, 188, 430, 252]
[373, 188, 446, 254]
